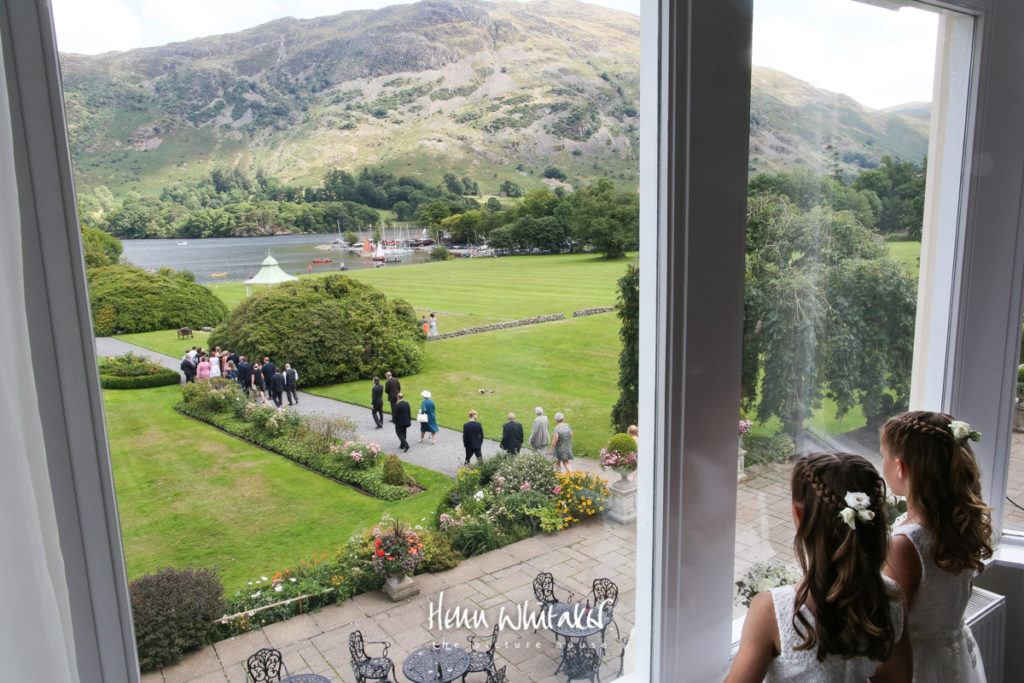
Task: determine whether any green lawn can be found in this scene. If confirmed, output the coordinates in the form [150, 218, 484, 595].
[104, 385, 449, 590]
[207, 253, 635, 331]
[308, 313, 621, 456]
[886, 240, 921, 278]
[115, 329, 211, 359]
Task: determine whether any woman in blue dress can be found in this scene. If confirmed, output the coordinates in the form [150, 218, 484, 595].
[418, 390, 438, 444]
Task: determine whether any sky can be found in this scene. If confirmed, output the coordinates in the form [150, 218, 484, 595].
[51, 0, 940, 109]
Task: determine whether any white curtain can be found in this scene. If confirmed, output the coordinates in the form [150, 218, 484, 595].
[0, 37, 79, 682]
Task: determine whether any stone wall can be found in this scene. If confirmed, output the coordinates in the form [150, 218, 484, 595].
[428, 313, 566, 341]
[571, 306, 616, 318]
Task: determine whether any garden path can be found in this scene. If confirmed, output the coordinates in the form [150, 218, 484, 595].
[94, 337, 604, 479]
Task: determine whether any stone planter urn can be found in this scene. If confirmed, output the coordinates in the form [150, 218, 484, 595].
[606, 469, 637, 524]
[382, 574, 419, 602]
[738, 442, 747, 481]
[1014, 400, 1024, 433]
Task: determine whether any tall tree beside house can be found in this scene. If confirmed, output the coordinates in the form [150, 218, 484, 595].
[612, 260, 640, 432]
[742, 195, 915, 445]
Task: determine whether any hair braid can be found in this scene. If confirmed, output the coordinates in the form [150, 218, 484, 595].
[896, 415, 955, 443]
[802, 466, 842, 511]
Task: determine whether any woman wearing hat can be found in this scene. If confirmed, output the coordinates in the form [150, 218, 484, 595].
[418, 390, 438, 444]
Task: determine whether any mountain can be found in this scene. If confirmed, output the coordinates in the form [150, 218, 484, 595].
[59, 0, 928, 199]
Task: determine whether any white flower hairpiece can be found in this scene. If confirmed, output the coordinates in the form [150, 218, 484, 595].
[949, 420, 981, 444]
[838, 490, 875, 530]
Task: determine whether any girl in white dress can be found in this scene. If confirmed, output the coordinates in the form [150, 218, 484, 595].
[880, 411, 992, 683]
[727, 451, 911, 683]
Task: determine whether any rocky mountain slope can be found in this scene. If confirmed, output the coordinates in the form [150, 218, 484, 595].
[59, 0, 928, 198]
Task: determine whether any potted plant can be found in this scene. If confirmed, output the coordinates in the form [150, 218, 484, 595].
[738, 419, 753, 480]
[1015, 365, 1024, 433]
[372, 519, 423, 601]
[601, 433, 639, 482]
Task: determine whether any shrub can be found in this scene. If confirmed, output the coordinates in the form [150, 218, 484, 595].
[430, 245, 452, 261]
[416, 528, 461, 572]
[607, 432, 637, 455]
[100, 370, 181, 389]
[208, 274, 423, 386]
[130, 567, 224, 671]
[743, 433, 796, 466]
[381, 453, 407, 485]
[493, 451, 559, 496]
[298, 414, 359, 455]
[87, 265, 228, 336]
[448, 517, 501, 557]
[554, 472, 609, 526]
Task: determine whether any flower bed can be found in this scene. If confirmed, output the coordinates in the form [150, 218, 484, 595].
[98, 352, 180, 389]
[174, 379, 415, 500]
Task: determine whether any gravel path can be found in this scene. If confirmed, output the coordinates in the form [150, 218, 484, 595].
[94, 338, 604, 479]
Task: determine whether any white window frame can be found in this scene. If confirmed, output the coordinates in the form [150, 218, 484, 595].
[5, 0, 1024, 680]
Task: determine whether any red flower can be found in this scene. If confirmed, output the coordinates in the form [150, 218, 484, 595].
[377, 550, 384, 556]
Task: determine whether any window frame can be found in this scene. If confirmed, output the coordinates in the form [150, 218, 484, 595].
[5, 0, 1024, 680]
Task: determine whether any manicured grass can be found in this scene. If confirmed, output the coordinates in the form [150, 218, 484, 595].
[115, 329, 210, 359]
[308, 314, 621, 456]
[886, 240, 921, 278]
[104, 385, 450, 591]
[207, 253, 635, 330]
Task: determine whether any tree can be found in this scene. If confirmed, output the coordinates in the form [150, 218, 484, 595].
[81, 225, 122, 268]
[570, 179, 639, 258]
[611, 261, 639, 431]
[500, 180, 523, 197]
[343, 230, 359, 246]
[742, 195, 914, 444]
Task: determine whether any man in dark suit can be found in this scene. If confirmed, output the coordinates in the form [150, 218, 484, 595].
[500, 412, 524, 455]
[371, 376, 385, 428]
[269, 368, 286, 407]
[262, 356, 276, 388]
[384, 371, 401, 422]
[236, 356, 251, 394]
[393, 392, 412, 452]
[283, 363, 299, 405]
[180, 352, 196, 383]
[462, 410, 484, 465]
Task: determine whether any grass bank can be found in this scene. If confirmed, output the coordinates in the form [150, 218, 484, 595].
[104, 384, 449, 590]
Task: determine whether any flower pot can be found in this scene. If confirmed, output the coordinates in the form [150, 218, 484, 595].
[382, 574, 419, 601]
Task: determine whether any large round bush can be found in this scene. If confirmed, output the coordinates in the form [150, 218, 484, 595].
[87, 265, 228, 336]
[208, 274, 423, 386]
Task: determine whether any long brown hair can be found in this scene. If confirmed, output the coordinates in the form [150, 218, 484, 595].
[881, 410, 993, 573]
[791, 452, 897, 662]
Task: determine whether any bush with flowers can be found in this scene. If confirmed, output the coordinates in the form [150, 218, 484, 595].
[601, 432, 639, 473]
[554, 471, 609, 526]
[734, 560, 801, 608]
[371, 518, 424, 577]
[176, 383, 415, 500]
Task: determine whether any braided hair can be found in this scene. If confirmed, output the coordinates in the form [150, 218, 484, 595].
[790, 452, 897, 662]
[881, 410, 993, 573]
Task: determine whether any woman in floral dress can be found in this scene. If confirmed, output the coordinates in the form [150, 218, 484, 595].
[549, 412, 573, 473]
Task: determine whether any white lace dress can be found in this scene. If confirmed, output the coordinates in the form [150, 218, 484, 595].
[892, 523, 986, 682]
[765, 582, 903, 682]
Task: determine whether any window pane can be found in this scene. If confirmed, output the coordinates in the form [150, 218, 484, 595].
[737, 0, 941, 617]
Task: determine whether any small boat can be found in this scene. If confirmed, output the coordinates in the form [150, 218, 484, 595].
[177, 241, 188, 246]
[337, 263, 349, 271]
[312, 258, 331, 264]
[210, 272, 227, 278]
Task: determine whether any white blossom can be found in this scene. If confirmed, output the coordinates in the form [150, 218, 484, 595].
[839, 508, 857, 529]
[950, 420, 972, 441]
[857, 509, 875, 523]
[274, 584, 283, 592]
[473, 490, 485, 501]
[844, 491, 870, 510]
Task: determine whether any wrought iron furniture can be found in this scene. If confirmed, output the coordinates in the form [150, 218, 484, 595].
[281, 675, 331, 682]
[246, 647, 290, 682]
[587, 578, 620, 644]
[402, 643, 470, 683]
[348, 630, 396, 683]
[562, 641, 602, 682]
[548, 602, 609, 675]
[484, 665, 507, 683]
[464, 623, 500, 681]
[532, 571, 574, 606]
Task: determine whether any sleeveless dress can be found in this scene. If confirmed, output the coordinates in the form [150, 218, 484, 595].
[551, 423, 573, 461]
[891, 523, 986, 682]
[765, 582, 903, 682]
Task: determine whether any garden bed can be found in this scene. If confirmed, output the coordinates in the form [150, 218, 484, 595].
[98, 351, 180, 389]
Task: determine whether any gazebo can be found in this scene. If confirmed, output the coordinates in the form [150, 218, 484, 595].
[245, 253, 297, 297]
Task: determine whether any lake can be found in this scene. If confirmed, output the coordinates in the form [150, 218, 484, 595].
[120, 234, 432, 284]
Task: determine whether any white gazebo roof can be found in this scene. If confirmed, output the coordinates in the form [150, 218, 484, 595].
[246, 253, 297, 295]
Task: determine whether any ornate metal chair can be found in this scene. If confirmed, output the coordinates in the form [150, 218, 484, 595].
[246, 647, 290, 682]
[532, 571, 574, 606]
[562, 641, 601, 683]
[464, 623, 500, 680]
[484, 665, 507, 683]
[588, 578, 620, 644]
[348, 630, 395, 683]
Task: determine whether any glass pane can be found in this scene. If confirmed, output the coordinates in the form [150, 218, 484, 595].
[54, 1, 642, 680]
[737, 0, 940, 618]
[1008, 333, 1024, 532]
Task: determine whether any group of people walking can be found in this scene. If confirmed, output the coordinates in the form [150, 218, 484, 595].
[180, 346, 299, 407]
[369, 373, 574, 469]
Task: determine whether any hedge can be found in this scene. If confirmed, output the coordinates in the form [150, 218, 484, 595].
[100, 369, 181, 389]
[88, 265, 228, 336]
[207, 274, 424, 386]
